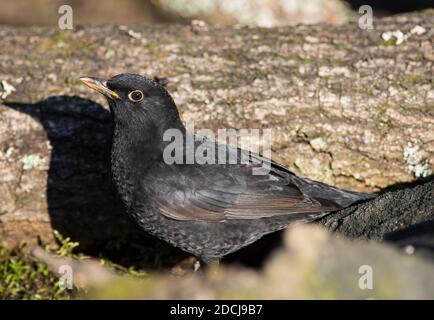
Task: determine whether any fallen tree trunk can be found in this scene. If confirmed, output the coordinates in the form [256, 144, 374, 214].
[0, 13, 433, 249]
[318, 178, 434, 248]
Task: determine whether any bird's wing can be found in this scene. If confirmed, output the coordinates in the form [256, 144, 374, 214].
[148, 139, 348, 222]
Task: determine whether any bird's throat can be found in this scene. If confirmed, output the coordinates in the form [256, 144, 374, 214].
[110, 121, 173, 208]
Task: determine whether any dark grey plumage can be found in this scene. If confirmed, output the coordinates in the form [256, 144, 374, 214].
[80, 73, 372, 264]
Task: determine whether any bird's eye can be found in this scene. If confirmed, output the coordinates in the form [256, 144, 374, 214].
[128, 90, 144, 102]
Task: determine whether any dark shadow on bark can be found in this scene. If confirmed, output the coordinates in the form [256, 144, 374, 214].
[385, 220, 434, 260]
[224, 229, 284, 268]
[5, 96, 188, 271]
[377, 174, 434, 194]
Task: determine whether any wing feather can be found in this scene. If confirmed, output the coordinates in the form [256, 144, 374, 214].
[149, 136, 362, 222]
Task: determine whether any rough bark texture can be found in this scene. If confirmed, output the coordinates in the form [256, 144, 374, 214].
[0, 13, 433, 249]
[319, 178, 434, 253]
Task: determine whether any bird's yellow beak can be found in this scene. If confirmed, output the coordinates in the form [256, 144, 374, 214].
[79, 77, 119, 99]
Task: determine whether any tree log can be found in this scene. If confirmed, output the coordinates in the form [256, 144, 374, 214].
[0, 13, 433, 249]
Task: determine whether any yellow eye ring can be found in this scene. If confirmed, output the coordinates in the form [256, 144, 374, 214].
[128, 90, 144, 102]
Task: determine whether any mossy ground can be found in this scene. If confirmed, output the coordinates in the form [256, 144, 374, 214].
[0, 230, 190, 300]
[0, 244, 72, 300]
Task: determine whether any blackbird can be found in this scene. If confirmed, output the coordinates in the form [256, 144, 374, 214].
[80, 74, 372, 265]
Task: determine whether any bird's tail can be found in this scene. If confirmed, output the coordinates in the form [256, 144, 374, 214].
[295, 176, 377, 208]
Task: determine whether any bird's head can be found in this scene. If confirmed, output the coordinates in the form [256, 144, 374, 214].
[80, 74, 182, 132]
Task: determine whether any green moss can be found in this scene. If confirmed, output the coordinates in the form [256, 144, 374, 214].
[376, 102, 395, 130]
[332, 42, 356, 53]
[357, 86, 374, 96]
[295, 129, 310, 142]
[144, 42, 158, 51]
[393, 74, 431, 89]
[0, 230, 88, 299]
[227, 99, 237, 108]
[47, 30, 98, 59]
[86, 278, 154, 300]
[295, 129, 329, 144]
[0, 229, 167, 299]
[0, 245, 72, 300]
[377, 102, 394, 115]
[99, 257, 148, 278]
[378, 39, 397, 46]
[53, 230, 79, 256]
[51, 30, 70, 46]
